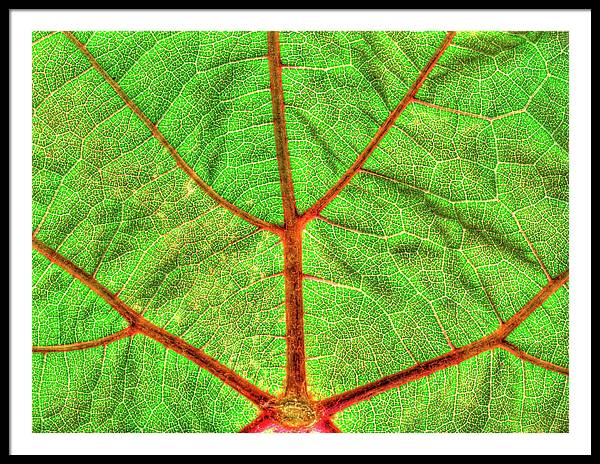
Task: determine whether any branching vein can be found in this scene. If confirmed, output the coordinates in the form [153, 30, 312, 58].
[32, 236, 275, 408]
[62, 31, 283, 237]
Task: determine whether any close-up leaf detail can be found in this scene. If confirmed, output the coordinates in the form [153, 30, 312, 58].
[32, 30, 569, 433]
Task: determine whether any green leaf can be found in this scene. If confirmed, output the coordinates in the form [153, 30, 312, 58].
[32, 31, 568, 433]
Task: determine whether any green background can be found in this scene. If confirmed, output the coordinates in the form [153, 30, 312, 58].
[32, 31, 568, 432]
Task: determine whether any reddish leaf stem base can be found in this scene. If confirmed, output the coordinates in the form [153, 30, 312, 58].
[240, 411, 341, 433]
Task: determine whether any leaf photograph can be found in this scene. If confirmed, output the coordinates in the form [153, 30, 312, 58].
[31, 30, 569, 433]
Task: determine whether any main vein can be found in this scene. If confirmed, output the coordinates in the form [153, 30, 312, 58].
[318, 269, 569, 415]
[300, 31, 457, 225]
[267, 31, 308, 400]
[62, 31, 283, 237]
[268, 31, 297, 226]
[32, 236, 275, 408]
